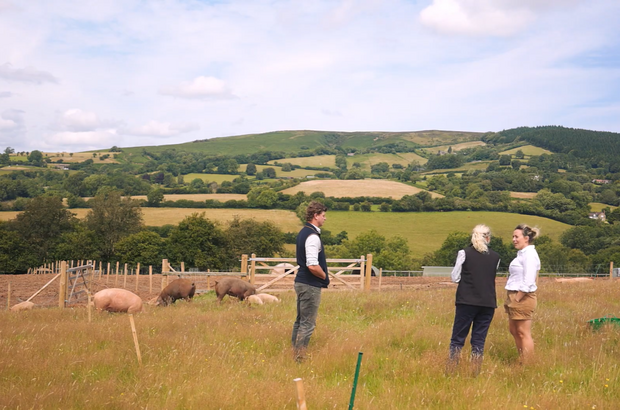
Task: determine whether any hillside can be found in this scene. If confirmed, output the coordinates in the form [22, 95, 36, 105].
[119, 130, 484, 157]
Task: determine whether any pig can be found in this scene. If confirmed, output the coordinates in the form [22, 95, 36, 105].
[247, 295, 264, 305]
[156, 278, 196, 306]
[93, 288, 143, 313]
[10, 301, 34, 312]
[255, 293, 280, 304]
[214, 277, 256, 303]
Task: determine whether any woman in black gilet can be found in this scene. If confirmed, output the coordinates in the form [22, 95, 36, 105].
[446, 224, 500, 376]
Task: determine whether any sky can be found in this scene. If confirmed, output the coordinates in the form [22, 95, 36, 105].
[1, 0, 619, 152]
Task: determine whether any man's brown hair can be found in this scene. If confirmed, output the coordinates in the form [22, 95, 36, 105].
[305, 201, 327, 222]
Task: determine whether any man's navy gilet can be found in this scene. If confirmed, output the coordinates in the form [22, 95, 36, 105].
[455, 246, 500, 308]
[295, 223, 329, 288]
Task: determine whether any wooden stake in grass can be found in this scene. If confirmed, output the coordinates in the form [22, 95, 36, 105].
[87, 292, 92, 323]
[135, 263, 140, 292]
[293, 378, 307, 410]
[364, 254, 373, 292]
[149, 265, 153, 294]
[123, 263, 128, 288]
[115, 261, 120, 287]
[128, 314, 142, 365]
[7, 282, 10, 310]
[611, 261, 614, 280]
[58, 261, 67, 309]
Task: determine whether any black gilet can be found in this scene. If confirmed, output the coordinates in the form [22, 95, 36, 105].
[455, 246, 500, 308]
[295, 223, 329, 288]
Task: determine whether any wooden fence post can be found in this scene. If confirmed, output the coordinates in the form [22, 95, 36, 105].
[294, 378, 307, 410]
[161, 259, 169, 290]
[99, 261, 103, 280]
[181, 262, 185, 273]
[149, 266, 153, 293]
[59, 261, 67, 308]
[364, 254, 373, 292]
[7, 282, 10, 310]
[135, 262, 141, 292]
[115, 261, 120, 287]
[123, 263, 128, 288]
[129, 314, 143, 366]
[250, 254, 256, 284]
[241, 254, 248, 278]
[611, 261, 614, 280]
[106, 262, 111, 284]
[359, 255, 365, 290]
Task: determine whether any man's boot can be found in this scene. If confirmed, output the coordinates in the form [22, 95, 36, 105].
[471, 353, 483, 377]
[445, 346, 461, 375]
[294, 347, 307, 363]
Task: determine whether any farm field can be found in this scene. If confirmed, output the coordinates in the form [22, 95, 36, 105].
[589, 202, 617, 212]
[500, 145, 553, 156]
[345, 152, 428, 170]
[0, 207, 571, 255]
[254, 164, 327, 178]
[1, 277, 619, 409]
[510, 192, 537, 199]
[280, 179, 442, 199]
[80, 194, 247, 202]
[45, 151, 119, 163]
[419, 140, 486, 154]
[183, 173, 241, 183]
[268, 155, 336, 168]
[325, 211, 570, 256]
[423, 161, 491, 175]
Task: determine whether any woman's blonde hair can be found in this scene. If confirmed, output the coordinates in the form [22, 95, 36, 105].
[471, 224, 491, 253]
[515, 224, 540, 243]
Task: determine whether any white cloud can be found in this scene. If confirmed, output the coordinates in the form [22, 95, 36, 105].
[0, 109, 26, 143]
[159, 76, 235, 100]
[46, 130, 120, 148]
[0, 62, 58, 84]
[56, 109, 116, 132]
[120, 120, 200, 138]
[419, 0, 584, 36]
[0, 91, 12, 98]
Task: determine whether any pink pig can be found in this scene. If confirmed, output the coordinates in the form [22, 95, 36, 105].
[93, 288, 143, 313]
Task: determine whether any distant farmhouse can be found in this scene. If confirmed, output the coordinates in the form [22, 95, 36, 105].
[592, 179, 611, 184]
[588, 211, 606, 222]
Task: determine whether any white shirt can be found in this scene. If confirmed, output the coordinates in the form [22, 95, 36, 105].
[305, 224, 322, 266]
[451, 248, 501, 283]
[506, 245, 540, 293]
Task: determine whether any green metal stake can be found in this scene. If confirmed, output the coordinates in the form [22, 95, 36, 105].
[348, 352, 363, 410]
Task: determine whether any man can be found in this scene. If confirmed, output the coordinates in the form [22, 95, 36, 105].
[292, 201, 329, 362]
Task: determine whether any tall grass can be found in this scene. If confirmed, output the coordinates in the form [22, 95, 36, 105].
[1, 280, 619, 409]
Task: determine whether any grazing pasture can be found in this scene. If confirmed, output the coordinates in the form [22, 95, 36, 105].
[345, 152, 428, 171]
[325, 211, 570, 256]
[510, 192, 537, 199]
[183, 173, 241, 183]
[500, 145, 553, 156]
[80, 194, 248, 202]
[44, 152, 119, 163]
[280, 179, 441, 199]
[589, 202, 617, 212]
[253, 164, 328, 178]
[268, 155, 336, 168]
[1, 278, 619, 409]
[420, 140, 486, 154]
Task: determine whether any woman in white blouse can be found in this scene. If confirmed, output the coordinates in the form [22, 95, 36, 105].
[505, 224, 541, 363]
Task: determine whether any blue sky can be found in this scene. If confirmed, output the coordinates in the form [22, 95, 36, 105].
[1, 0, 619, 152]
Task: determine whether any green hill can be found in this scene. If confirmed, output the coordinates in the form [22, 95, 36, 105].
[120, 130, 484, 157]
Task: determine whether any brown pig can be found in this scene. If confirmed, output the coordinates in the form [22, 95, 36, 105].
[93, 288, 143, 313]
[10, 301, 35, 312]
[156, 278, 196, 306]
[214, 277, 256, 303]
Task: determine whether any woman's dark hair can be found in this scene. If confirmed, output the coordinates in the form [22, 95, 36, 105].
[515, 224, 540, 243]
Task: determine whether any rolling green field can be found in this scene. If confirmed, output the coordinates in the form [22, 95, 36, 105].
[268, 155, 336, 168]
[254, 164, 328, 178]
[183, 173, 242, 183]
[324, 211, 570, 256]
[346, 152, 428, 170]
[500, 145, 553, 156]
[117, 130, 484, 157]
[589, 202, 617, 212]
[420, 140, 486, 154]
[0, 208, 570, 256]
[422, 161, 491, 175]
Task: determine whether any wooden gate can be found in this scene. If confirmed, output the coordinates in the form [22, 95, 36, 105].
[246, 254, 373, 292]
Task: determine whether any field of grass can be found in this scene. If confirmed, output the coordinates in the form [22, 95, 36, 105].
[325, 211, 570, 256]
[118, 130, 484, 157]
[268, 155, 336, 168]
[500, 145, 553, 156]
[281, 179, 442, 199]
[254, 165, 328, 178]
[346, 152, 428, 171]
[423, 161, 491, 175]
[1, 279, 619, 409]
[183, 173, 241, 183]
[589, 202, 617, 212]
[81, 194, 247, 202]
[44, 151, 119, 163]
[510, 192, 537, 199]
[420, 140, 486, 154]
